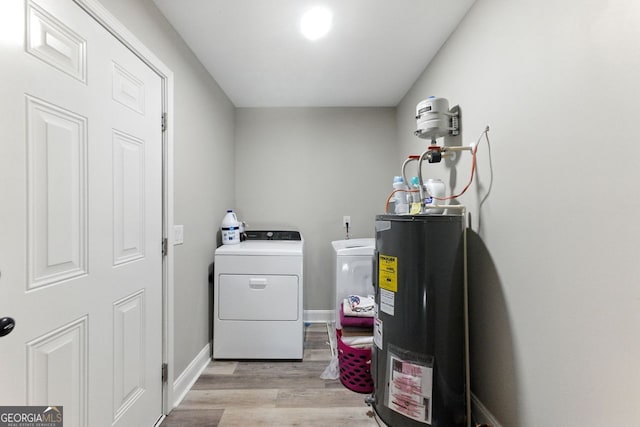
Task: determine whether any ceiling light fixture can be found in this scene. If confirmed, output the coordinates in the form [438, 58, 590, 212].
[300, 6, 332, 41]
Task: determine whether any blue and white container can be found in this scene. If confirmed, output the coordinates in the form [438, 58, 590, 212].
[410, 176, 422, 204]
[392, 176, 409, 214]
[221, 210, 240, 244]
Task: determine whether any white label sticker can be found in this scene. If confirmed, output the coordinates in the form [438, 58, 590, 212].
[387, 356, 433, 424]
[374, 317, 383, 349]
[380, 288, 395, 315]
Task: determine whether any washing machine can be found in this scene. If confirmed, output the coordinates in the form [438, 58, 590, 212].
[332, 238, 375, 328]
[213, 228, 304, 359]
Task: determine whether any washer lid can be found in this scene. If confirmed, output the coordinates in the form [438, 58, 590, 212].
[332, 238, 375, 256]
[216, 240, 303, 256]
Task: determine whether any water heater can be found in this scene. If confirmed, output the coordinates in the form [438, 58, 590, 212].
[371, 214, 466, 426]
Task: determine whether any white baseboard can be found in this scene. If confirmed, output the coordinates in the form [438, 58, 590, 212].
[471, 393, 503, 427]
[171, 344, 210, 409]
[304, 309, 334, 323]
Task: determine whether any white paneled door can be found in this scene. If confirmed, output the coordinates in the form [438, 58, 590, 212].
[0, 1, 163, 426]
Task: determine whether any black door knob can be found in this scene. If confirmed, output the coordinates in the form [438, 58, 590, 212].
[0, 317, 15, 337]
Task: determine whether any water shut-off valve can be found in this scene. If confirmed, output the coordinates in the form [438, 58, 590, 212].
[426, 146, 442, 163]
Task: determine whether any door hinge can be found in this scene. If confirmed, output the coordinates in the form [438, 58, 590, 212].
[162, 363, 168, 383]
[161, 112, 167, 132]
[162, 238, 168, 257]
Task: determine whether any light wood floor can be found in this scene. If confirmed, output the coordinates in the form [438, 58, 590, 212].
[161, 323, 380, 427]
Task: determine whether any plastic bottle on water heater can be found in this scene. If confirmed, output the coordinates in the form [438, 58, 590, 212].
[424, 179, 445, 214]
[392, 176, 409, 214]
[221, 210, 240, 244]
[410, 176, 421, 204]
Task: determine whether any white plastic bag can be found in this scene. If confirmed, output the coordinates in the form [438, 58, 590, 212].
[320, 321, 340, 380]
[320, 355, 340, 380]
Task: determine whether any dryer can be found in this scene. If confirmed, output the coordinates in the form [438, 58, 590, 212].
[213, 229, 303, 359]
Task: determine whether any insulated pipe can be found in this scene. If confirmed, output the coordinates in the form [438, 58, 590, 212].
[401, 155, 421, 201]
[401, 155, 420, 187]
[430, 204, 464, 211]
[441, 145, 474, 153]
[439, 145, 473, 162]
[417, 149, 430, 201]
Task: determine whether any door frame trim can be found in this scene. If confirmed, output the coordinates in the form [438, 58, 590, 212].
[72, 0, 175, 415]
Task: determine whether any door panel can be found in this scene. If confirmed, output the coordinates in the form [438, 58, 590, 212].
[26, 95, 88, 289]
[0, 1, 163, 426]
[26, 0, 87, 83]
[27, 316, 88, 427]
[112, 290, 146, 421]
[113, 129, 146, 265]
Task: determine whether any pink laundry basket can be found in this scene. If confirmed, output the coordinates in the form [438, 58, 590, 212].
[337, 329, 373, 393]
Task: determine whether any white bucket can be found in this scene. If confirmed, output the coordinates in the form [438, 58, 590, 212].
[221, 210, 240, 244]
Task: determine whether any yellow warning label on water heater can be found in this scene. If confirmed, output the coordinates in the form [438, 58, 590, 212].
[379, 254, 398, 292]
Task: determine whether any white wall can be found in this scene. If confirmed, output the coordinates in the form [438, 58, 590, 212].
[97, 0, 236, 376]
[398, 0, 640, 424]
[235, 108, 397, 311]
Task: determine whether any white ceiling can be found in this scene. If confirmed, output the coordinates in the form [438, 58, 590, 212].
[152, 0, 476, 108]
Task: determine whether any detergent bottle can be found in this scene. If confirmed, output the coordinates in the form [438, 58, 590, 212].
[221, 210, 240, 244]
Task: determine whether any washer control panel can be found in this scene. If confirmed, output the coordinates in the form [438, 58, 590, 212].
[245, 230, 301, 241]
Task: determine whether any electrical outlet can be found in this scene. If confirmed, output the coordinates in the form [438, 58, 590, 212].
[343, 216, 351, 227]
[173, 225, 184, 245]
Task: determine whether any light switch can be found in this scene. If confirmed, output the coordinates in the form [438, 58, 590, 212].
[173, 225, 184, 245]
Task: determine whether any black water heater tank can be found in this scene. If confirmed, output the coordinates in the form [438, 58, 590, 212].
[372, 214, 466, 426]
